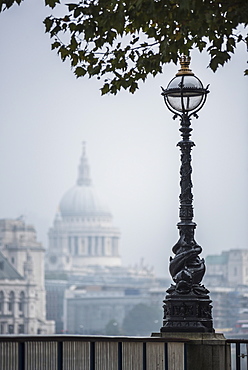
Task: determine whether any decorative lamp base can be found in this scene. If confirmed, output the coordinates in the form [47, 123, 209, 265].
[161, 289, 214, 333]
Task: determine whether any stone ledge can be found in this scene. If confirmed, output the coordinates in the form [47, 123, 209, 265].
[151, 331, 226, 345]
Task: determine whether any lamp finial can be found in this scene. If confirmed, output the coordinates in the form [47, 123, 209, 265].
[176, 55, 194, 76]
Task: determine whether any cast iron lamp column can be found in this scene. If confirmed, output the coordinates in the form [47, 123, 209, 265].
[160, 56, 214, 333]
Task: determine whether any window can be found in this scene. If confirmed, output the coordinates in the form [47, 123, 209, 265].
[101, 237, 105, 255]
[81, 238, 85, 254]
[88, 237, 92, 255]
[74, 237, 78, 255]
[0, 291, 4, 312]
[8, 291, 14, 312]
[19, 291, 25, 312]
[112, 237, 118, 256]
[8, 325, 14, 334]
[95, 237, 98, 255]
[18, 324, 24, 334]
[49, 255, 57, 264]
[0, 323, 4, 334]
[68, 236, 72, 253]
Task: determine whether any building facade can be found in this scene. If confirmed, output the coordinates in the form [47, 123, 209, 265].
[205, 249, 248, 286]
[0, 218, 54, 334]
[45, 143, 121, 274]
[64, 283, 164, 335]
[205, 249, 248, 333]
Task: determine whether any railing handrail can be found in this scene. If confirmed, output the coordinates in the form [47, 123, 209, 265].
[226, 339, 248, 344]
[0, 334, 190, 343]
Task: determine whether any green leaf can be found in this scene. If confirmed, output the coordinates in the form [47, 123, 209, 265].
[0, 0, 21, 10]
[69, 36, 78, 51]
[101, 83, 110, 95]
[71, 53, 79, 66]
[74, 6, 84, 18]
[69, 22, 77, 32]
[44, 17, 54, 33]
[51, 41, 61, 50]
[50, 24, 62, 37]
[58, 46, 70, 61]
[129, 81, 138, 94]
[209, 57, 219, 72]
[44, 0, 60, 9]
[68, 3, 77, 12]
[75, 66, 87, 77]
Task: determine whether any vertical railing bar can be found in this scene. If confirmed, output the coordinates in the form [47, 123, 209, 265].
[7, 342, 9, 370]
[50, 341, 52, 370]
[0, 343, 2, 369]
[184, 343, 187, 370]
[25, 342, 27, 370]
[15, 342, 17, 369]
[50, 342, 52, 370]
[48, 341, 50, 370]
[246, 343, 248, 370]
[90, 341, 95, 370]
[18, 342, 25, 370]
[57, 341, 63, 370]
[37, 341, 39, 370]
[44, 341, 47, 370]
[236, 342, 241, 370]
[9, 342, 11, 370]
[143, 342, 147, 370]
[8, 342, 10, 370]
[164, 342, 168, 370]
[118, 342, 122, 370]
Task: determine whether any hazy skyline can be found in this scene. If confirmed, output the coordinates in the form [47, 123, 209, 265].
[0, 1, 247, 277]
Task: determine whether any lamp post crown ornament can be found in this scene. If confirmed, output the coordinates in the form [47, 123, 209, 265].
[160, 55, 214, 334]
[176, 55, 194, 76]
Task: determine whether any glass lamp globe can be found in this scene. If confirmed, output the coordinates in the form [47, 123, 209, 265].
[163, 56, 207, 114]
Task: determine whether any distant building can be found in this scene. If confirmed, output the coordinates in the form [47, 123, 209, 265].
[208, 287, 238, 330]
[0, 218, 54, 334]
[64, 282, 164, 335]
[45, 143, 121, 274]
[205, 249, 248, 286]
[45, 279, 68, 334]
[46, 262, 167, 334]
[205, 249, 248, 333]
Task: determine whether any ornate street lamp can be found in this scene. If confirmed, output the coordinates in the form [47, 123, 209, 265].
[161, 56, 214, 333]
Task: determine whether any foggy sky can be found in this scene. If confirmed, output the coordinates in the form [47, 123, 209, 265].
[0, 0, 247, 277]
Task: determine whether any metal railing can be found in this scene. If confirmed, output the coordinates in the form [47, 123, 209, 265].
[0, 335, 188, 370]
[2, 334, 245, 369]
[227, 339, 248, 370]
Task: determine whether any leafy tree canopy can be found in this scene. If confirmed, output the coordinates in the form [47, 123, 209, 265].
[1, 0, 248, 94]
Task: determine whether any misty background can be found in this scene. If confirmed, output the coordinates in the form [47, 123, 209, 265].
[0, 0, 247, 277]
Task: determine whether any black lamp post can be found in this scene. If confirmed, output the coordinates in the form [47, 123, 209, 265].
[161, 56, 214, 333]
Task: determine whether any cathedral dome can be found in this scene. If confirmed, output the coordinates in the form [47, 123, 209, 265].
[60, 185, 111, 217]
[59, 144, 111, 218]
